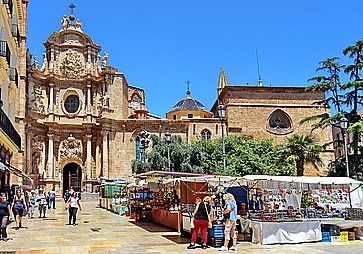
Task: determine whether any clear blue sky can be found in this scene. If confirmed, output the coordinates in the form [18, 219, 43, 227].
[27, 1, 363, 117]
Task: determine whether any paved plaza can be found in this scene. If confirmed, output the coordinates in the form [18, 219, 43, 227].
[0, 198, 362, 254]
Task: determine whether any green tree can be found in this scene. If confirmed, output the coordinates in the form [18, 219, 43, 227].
[279, 135, 323, 176]
[300, 57, 344, 130]
[191, 135, 295, 176]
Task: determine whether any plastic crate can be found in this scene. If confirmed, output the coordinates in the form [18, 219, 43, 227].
[322, 232, 331, 242]
[340, 231, 349, 242]
[331, 236, 340, 242]
[349, 231, 356, 241]
[327, 225, 340, 236]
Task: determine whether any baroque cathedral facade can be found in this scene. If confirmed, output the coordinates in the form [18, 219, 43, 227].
[14, 10, 333, 193]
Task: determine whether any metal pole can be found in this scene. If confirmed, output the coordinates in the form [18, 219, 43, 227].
[167, 144, 171, 170]
[343, 132, 350, 178]
[343, 132, 353, 209]
[221, 121, 226, 175]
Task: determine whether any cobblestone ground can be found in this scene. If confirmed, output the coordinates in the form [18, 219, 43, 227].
[0, 198, 363, 253]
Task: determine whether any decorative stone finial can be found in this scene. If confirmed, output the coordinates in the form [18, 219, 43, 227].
[102, 52, 109, 67]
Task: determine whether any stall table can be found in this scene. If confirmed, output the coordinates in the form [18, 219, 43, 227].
[152, 208, 181, 231]
[251, 220, 322, 245]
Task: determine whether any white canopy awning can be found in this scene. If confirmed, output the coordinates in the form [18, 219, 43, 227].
[243, 175, 362, 185]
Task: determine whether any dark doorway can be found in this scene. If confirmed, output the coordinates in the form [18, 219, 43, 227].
[63, 163, 82, 195]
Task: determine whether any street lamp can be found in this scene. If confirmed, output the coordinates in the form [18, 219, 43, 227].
[339, 117, 350, 178]
[217, 104, 227, 176]
[139, 131, 150, 163]
[165, 132, 171, 171]
[339, 117, 353, 209]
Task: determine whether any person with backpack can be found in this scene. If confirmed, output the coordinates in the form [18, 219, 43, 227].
[219, 193, 238, 251]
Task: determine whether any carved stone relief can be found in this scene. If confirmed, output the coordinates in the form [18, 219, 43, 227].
[59, 134, 83, 160]
[31, 85, 46, 114]
[59, 49, 85, 77]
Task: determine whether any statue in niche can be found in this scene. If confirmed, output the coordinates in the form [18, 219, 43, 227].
[75, 19, 82, 30]
[31, 151, 41, 174]
[61, 15, 69, 30]
[102, 52, 109, 67]
[40, 52, 48, 74]
[103, 93, 110, 108]
[31, 136, 43, 174]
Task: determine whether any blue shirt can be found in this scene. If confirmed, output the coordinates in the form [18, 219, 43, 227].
[227, 200, 237, 220]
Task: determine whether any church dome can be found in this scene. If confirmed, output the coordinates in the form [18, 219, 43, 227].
[169, 88, 208, 113]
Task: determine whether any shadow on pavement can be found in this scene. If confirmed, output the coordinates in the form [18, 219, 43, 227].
[130, 221, 174, 233]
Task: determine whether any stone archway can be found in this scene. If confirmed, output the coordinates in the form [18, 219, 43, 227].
[62, 162, 82, 195]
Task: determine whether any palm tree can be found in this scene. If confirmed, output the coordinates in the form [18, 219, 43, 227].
[280, 135, 323, 176]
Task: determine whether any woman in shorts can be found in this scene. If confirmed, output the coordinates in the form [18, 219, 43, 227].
[12, 190, 27, 229]
[28, 190, 37, 218]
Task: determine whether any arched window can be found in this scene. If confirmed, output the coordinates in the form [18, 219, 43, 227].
[201, 129, 212, 140]
[130, 93, 142, 110]
[267, 109, 293, 134]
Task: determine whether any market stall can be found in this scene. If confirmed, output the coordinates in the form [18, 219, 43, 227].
[244, 175, 363, 245]
[99, 178, 130, 213]
[134, 171, 205, 229]
[177, 175, 248, 247]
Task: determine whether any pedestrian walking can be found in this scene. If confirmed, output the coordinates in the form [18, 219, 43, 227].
[187, 196, 212, 250]
[37, 188, 47, 218]
[28, 190, 37, 218]
[219, 193, 238, 251]
[48, 189, 56, 209]
[12, 190, 27, 229]
[0, 193, 12, 241]
[66, 192, 82, 226]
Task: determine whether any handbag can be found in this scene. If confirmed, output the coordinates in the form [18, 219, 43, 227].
[203, 202, 212, 229]
[190, 218, 195, 228]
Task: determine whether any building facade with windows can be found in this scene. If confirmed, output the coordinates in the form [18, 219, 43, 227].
[16, 7, 334, 194]
[0, 0, 28, 192]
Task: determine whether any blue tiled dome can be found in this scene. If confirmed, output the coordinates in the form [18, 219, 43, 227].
[169, 88, 208, 112]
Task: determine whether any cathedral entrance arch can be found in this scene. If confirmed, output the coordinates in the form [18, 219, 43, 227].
[63, 162, 82, 195]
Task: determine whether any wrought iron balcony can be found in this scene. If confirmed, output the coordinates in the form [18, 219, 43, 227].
[11, 24, 20, 46]
[8, 67, 18, 87]
[3, 0, 13, 18]
[0, 41, 11, 66]
[0, 107, 21, 150]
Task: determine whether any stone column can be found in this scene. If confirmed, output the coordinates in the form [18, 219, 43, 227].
[86, 134, 92, 192]
[49, 83, 54, 114]
[47, 133, 54, 179]
[102, 131, 109, 179]
[26, 132, 32, 175]
[87, 83, 91, 114]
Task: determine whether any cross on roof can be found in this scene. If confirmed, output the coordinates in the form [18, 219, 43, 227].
[69, 3, 76, 15]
